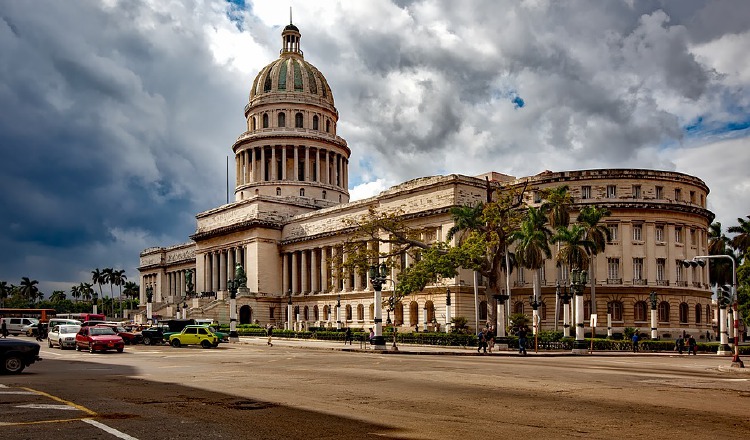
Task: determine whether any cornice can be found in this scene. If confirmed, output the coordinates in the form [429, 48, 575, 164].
[190, 219, 283, 242]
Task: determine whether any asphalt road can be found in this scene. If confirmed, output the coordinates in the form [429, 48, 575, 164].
[2, 338, 750, 439]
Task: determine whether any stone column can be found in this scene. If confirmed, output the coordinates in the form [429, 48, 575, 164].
[353, 265, 361, 291]
[179, 270, 185, 298]
[311, 249, 319, 294]
[219, 250, 227, 291]
[322, 150, 328, 184]
[235, 154, 240, 186]
[304, 146, 310, 181]
[321, 247, 329, 293]
[227, 247, 235, 283]
[301, 250, 309, 294]
[271, 146, 277, 181]
[282, 253, 289, 295]
[212, 252, 219, 292]
[291, 251, 298, 294]
[315, 149, 320, 183]
[293, 146, 299, 181]
[342, 249, 350, 291]
[332, 247, 340, 292]
[281, 146, 287, 180]
[260, 147, 266, 182]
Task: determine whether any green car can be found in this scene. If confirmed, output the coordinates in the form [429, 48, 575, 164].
[202, 325, 229, 344]
[169, 325, 218, 349]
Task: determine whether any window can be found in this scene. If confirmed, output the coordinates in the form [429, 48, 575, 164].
[658, 301, 670, 322]
[633, 224, 643, 241]
[675, 227, 683, 243]
[656, 186, 664, 199]
[695, 304, 702, 324]
[674, 188, 682, 201]
[517, 269, 525, 284]
[409, 301, 419, 326]
[581, 186, 591, 199]
[634, 301, 647, 321]
[706, 305, 711, 324]
[689, 191, 695, 204]
[276, 187, 281, 196]
[314, 305, 319, 321]
[312, 115, 319, 130]
[295, 112, 303, 128]
[479, 301, 488, 321]
[251, 117, 256, 131]
[700, 194, 704, 206]
[325, 120, 330, 133]
[514, 302, 524, 315]
[583, 300, 591, 321]
[632, 185, 641, 199]
[690, 229, 696, 246]
[633, 258, 644, 280]
[607, 185, 617, 198]
[608, 224, 618, 242]
[539, 303, 547, 321]
[269, 307, 275, 319]
[675, 261, 684, 282]
[679, 303, 689, 323]
[322, 190, 326, 199]
[426, 301, 436, 322]
[609, 301, 623, 321]
[304, 306, 309, 320]
[277, 112, 286, 127]
[656, 259, 666, 281]
[656, 226, 665, 242]
[262, 113, 269, 128]
[607, 258, 620, 280]
[300, 188, 305, 196]
[560, 264, 569, 282]
[357, 304, 364, 321]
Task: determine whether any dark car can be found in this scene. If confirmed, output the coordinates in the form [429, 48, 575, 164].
[141, 325, 169, 345]
[0, 338, 42, 374]
[101, 324, 142, 345]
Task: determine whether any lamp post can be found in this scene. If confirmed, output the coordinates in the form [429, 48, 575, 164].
[336, 294, 341, 330]
[92, 292, 99, 315]
[649, 291, 658, 340]
[685, 256, 742, 367]
[146, 286, 153, 324]
[529, 295, 541, 352]
[286, 288, 293, 331]
[493, 291, 509, 338]
[445, 289, 452, 334]
[182, 301, 188, 320]
[556, 282, 572, 338]
[227, 279, 239, 342]
[368, 262, 387, 350]
[571, 268, 588, 354]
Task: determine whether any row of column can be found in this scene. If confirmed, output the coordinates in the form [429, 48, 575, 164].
[166, 270, 188, 298]
[235, 145, 348, 189]
[203, 246, 246, 292]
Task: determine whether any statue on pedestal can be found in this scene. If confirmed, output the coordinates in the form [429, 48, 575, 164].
[235, 263, 247, 289]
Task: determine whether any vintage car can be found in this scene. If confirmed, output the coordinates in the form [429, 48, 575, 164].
[0, 338, 42, 374]
[100, 324, 142, 345]
[47, 324, 81, 349]
[169, 325, 218, 348]
[75, 325, 125, 353]
[140, 325, 169, 345]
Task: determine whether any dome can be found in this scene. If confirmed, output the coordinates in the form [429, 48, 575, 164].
[248, 23, 334, 106]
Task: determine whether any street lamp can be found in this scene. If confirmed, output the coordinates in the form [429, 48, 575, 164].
[529, 295, 542, 352]
[556, 282, 572, 337]
[146, 286, 154, 324]
[182, 301, 188, 320]
[571, 268, 588, 354]
[227, 279, 240, 342]
[649, 290, 658, 340]
[368, 262, 388, 350]
[92, 292, 99, 316]
[445, 289, 452, 334]
[286, 288, 293, 331]
[684, 256, 742, 367]
[336, 293, 341, 330]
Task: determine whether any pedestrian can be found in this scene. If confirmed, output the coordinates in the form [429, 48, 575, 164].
[266, 324, 274, 347]
[487, 326, 496, 353]
[675, 335, 684, 354]
[344, 327, 353, 345]
[516, 326, 528, 355]
[687, 334, 697, 355]
[1, 320, 7, 338]
[706, 330, 711, 342]
[368, 327, 375, 342]
[477, 328, 487, 353]
[631, 332, 639, 353]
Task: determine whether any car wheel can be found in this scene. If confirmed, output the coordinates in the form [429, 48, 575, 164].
[212, 341, 219, 347]
[201, 340, 212, 349]
[75, 344, 80, 351]
[117, 347, 124, 353]
[143, 336, 152, 345]
[3, 355, 25, 374]
[89, 344, 95, 354]
[58, 340, 63, 350]
[171, 339, 181, 348]
[48, 339, 53, 348]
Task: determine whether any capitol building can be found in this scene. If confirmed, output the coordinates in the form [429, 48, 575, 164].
[138, 23, 715, 340]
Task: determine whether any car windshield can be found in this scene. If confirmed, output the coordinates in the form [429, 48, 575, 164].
[60, 325, 80, 333]
[90, 327, 116, 336]
[115, 327, 127, 332]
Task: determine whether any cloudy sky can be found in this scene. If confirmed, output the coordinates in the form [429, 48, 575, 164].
[1, 0, 749, 295]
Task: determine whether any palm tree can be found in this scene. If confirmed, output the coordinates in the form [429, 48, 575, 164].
[92, 268, 105, 305]
[49, 290, 66, 303]
[728, 215, 750, 259]
[79, 282, 94, 302]
[446, 203, 485, 242]
[707, 222, 735, 287]
[709, 222, 729, 255]
[19, 277, 40, 303]
[0, 281, 9, 308]
[512, 206, 552, 329]
[576, 205, 611, 319]
[552, 224, 595, 271]
[110, 269, 127, 318]
[123, 281, 139, 307]
[70, 285, 80, 303]
[541, 185, 573, 229]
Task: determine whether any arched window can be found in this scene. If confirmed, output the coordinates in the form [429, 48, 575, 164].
[409, 301, 419, 326]
[295, 112, 303, 128]
[539, 302, 547, 321]
[251, 117, 256, 131]
[634, 301, 647, 321]
[357, 304, 364, 321]
[262, 113, 269, 128]
[276, 187, 281, 196]
[322, 190, 326, 199]
[395, 302, 403, 325]
[479, 301, 488, 321]
[313, 115, 319, 130]
[369, 303, 374, 321]
[658, 301, 670, 322]
[300, 188, 305, 197]
[695, 304, 702, 324]
[345, 304, 352, 321]
[325, 119, 330, 133]
[313, 305, 319, 321]
[425, 301, 435, 322]
[608, 301, 624, 321]
[679, 302, 689, 323]
[323, 305, 329, 321]
[294, 306, 299, 317]
[584, 300, 591, 321]
[304, 306, 309, 321]
[277, 112, 286, 127]
[706, 304, 711, 324]
[514, 301, 524, 315]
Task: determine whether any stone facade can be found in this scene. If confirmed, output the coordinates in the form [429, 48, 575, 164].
[138, 24, 715, 340]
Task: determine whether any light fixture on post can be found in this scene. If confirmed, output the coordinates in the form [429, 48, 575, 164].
[571, 268, 588, 354]
[445, 289, 452, 334]
[528, 294, 541, 352]
[287, 288, 293, 331]
[556, 282, 572, 338]
[145, 286, 153, 324]
[227, 279, 239, 342]
[182, 301, 188, 320]
[368, 262, 388, 350]
[336, 293, 341, 330]
[684, 256, 741, 367]
[649, 290, 658, 340]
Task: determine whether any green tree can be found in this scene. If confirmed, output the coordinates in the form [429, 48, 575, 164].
[80, 282, 94, 302]
[92, 268, 105, 305]
[0, 281, 9, 308]
[49, 290, 66, 303]
[512, 206, 552, 304]
[19, 277, 40, 303]
[70, 284, 80, 303]
[552, 224, 594, 271]
[708, 222, 734, 287]
[576, 205, 611, 315]
[541, 185, 573, 229]
[728, 215, 750, 259]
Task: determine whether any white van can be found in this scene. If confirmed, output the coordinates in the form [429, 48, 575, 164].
[47, 318, 82, 330]
[1, 317, 39, 336]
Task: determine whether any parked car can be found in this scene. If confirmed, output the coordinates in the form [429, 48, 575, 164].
[100, 324, 142, 345]
[169, 325, 218, 348]
[202, 325, 228, 344]
[75, 326, 125, 353]
[0, 317, 39, 336]
[140, 325, 169, 345]
[0, 338, 42, 374]
[47, 324, 81, 349]
[46, 318, 82, 332]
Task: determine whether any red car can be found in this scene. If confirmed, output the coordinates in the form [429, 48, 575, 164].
[75, 326, 125, 353]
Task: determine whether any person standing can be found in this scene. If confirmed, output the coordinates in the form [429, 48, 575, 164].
[1, 320, 7, 338]
[477, 328, 487, 353]
[344, 327, 353, 345]
[675, 335, 684, 354]
[487, 326, 496, 353]
[687, 334, 697, 355]
[631, 333, 639, 353]
[516, 326, 528, 355]
[266, 324, 274, 347]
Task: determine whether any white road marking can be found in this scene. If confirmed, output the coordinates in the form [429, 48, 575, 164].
[0, 391, 37, 395]
[16, 403, 80, 410]
[82, 418, 140, 440]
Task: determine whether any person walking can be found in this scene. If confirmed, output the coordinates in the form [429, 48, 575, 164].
[687, 334, 697, 355]
[487, 326, 496, 353]
[477, 328, 487, 353]
[1, 320, 7, 338]
[675, 335, 685, 354]
[344, 327, 353, 345]
[516, 326, 528, 355]
[631, 332, 639, 353]
[266, 324, 274, 347]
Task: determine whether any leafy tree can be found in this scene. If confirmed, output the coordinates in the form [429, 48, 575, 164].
[708, 222, 735, 287]
[123, 281, 139, 302]
[728, 216, 750, 259]
[541, 185, 573, 229]
[0, 280, 9, 308]
[19, 277, 40, 303]
[552, 224, 595, 271]
[512, 206, 552, 303]
[49, 290, 67, 303]
[92, 268, 105, 304]
[576, 205, 611, 314]
[80, 282, 94, 302]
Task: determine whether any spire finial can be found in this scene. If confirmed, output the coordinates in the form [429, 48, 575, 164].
[290, 7, 293, 25]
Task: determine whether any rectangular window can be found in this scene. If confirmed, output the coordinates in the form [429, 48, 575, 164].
[675, 188, 682, 201]
[656, 259, 666, 281]
[675, 261, 684, 282]
[656, 186, 664, 199]
[690, 191, 695, 204]
[633, 258, 644, 280]
[656, 226, 665, 242]
[560, 264, 569, 282]
[607, 258, 620, 280]
[632, 185, 641, 199]
[675, 226, 683, 243]
[690, 228, 696, 246]
[517, 269, 525, 283]
[700, 194, 704, 206]
[269, 307, 275, 319]
[533, 191, 541, 203]
[607, 185, 617, 198]
[633, 224, 643, 241]
[581, 186, 591, 199]
[608, 224, 618, 242]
